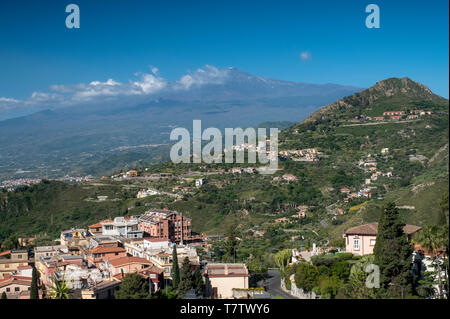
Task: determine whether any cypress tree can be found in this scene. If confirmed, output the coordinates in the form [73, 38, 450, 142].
[171, 244, 180, 289]
[178, 257, 193, 296]
[374, 202, 413, 297]
[1, 291, 7, 299]
[30, 266, 39, 299]
[193, 266, 205, 296]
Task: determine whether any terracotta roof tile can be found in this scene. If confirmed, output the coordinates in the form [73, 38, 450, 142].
[344, 222, 422, 235]
[90, 246, 125, 254]
[108, 256, 152, 267]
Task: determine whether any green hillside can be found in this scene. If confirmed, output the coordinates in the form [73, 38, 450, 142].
[0, 77, 448, 250]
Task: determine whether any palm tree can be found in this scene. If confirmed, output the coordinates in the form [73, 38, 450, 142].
[48, 274, 72, 299]
[417, 226, 445, 297]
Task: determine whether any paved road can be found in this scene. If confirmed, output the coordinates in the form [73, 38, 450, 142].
[259, 270, 297, 299]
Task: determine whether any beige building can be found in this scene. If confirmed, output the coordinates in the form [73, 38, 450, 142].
[203, 263, 249, 299]
[343, 222, 422, 256]
[34, 245, 70, 260]
[0, 274, 32, 299]
[0, 250, 30, 279]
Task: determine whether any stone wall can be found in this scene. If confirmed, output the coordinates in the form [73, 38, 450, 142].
[280, 274, 319, 299]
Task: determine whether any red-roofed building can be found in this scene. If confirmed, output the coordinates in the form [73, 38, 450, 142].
[105, 256, 152, 276]
[139, 266, 165, 292]
[87, 246, 127, 267]
[0, 250, 30, 279]
[203, 263, 249, 299]
[0, 274, 37, 299]
[88, 219, 113, 235]
[343, 222, 422, 256]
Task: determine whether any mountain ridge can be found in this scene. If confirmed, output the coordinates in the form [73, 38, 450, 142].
[303, 77, 448, 123]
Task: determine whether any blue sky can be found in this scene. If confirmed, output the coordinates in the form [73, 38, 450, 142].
[0, 0, 448, 118]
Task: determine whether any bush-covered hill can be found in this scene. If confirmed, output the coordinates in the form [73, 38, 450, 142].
[0, 77, 448, 247]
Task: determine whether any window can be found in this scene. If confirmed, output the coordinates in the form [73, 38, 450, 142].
[6, 288, 10, 292]
[370, 239, 376, 246]
[353, 238, 359, 250]
[15, 287, 20, 292]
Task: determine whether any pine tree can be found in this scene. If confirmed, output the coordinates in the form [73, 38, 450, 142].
[171, 244, 180, 289]
[223, 226, 238, 263]
[178, 257, 193, 296]
[437, 188, 449, 226]
[193, 266, 205, 296]
[1, 291, 6, 299]
[30, 266, 39, 299]
[115, 273, 150, 299]
[374, 202, 413, 297]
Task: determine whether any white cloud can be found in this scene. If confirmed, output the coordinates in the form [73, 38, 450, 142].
[56, 74, 167, 101]
[175, 65, 230, 89]
[0, 64, 235, 118]
[300, 51, 312, 61]
[0, 97, 20, 103]
[150, 66, 159, 75]
[132, 73, 167, 94]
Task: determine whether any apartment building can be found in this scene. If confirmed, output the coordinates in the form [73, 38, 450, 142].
[0, 250, 30, 279]
[101, 217, 144, 239]
[139, 209, 192, 243]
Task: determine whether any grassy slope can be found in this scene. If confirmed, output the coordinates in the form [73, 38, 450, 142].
[1, 78, 448, 245]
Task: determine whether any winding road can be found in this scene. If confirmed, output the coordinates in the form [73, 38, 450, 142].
[259, 269, 297, 299]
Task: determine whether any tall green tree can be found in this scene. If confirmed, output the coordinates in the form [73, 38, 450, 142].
[30, 266, 39, 299]
[1, 291, 6, 299]
[274, 249, 292, 278]
[223, 226, 238, 263]
[2, 234, 20, 251]
[171, 244, 180, 289]
[294, 262, 319, 297]
[437, 188, 449, 225]
[193, 266, 205, 296]
[317, 275, 341, 299]
[373, 202, 413, 297]
[178, 257, 193, 296]
[337, 255, 378, 299]
[115, 273, 150, 299]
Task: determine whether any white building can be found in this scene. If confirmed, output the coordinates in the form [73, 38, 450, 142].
[101, 217, 143, 238]
[137, 189, 159, 198]
[195, 179, 204, 188]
